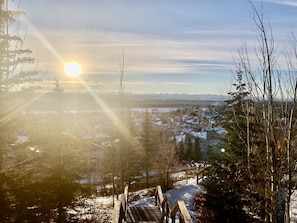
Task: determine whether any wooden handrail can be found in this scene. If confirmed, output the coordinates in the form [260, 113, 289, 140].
[195, 165, 211, 184]
[155, 186, 171, 222]
[170, 200, 193, 223]
[112, 200, 124, 223]
[155, 185, 164, 208]
[123, 185, 128, 211]
[112, 186, 128, 223]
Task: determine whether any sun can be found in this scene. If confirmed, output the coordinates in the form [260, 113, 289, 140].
[64, 61, 82, 77]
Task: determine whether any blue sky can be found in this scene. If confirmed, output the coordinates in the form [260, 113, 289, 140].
[15, 0, 297, 95]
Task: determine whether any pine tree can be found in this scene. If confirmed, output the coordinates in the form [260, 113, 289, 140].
[178, 141, 185, 161]
[139, 108, 156, 187]
[117, 109, 140, 191]
[186, 133, 193, 161]
[0, 1, 40, 221]
[193, 137, 202, 161]
[0, 0, 40, 172]
[0, 0, 39, 92]
[202, 71, 254, 222]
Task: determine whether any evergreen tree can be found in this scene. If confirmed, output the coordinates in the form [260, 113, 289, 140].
[202, 70, 254, 222]
[123, 110, 142, 185]
[5, 110, 90, 222]
[178, 140, 185, 161]
[0, 0, 39, 92]
[139, 108, 156, 187]
[186, 133, 193, 161]
[0, 0, 39, 172]
[117, 109, 140, 191]
[0, 1, 40, 221]
[193, 137, 202, 161]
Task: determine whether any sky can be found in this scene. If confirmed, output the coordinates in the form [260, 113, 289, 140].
[12, 0, 297, 95]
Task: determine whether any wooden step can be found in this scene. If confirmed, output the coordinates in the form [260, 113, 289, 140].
[127, 206, 161, 222]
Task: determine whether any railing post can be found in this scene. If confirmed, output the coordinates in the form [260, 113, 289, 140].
[112, 200, 122, 223]
[164, 194, 172, 223]
[112, 186, 128, 223]
[155, 185, 164, 208]
[123, 185, 128, 218]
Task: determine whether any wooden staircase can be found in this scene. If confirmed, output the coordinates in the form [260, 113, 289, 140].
[127, 206, 161, 222]
[112, 185, 193, 223]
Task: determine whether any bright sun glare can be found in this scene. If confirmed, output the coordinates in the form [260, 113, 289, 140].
[64, 61, 82, 77]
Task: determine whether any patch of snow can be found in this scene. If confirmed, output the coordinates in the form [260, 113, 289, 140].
[28, 146, 42, 154]
[68, 196, 114, 222]
[82, 133, 93, 139]
[155, 121, 163, 126]
[95, 133, 109, 138]
[176, 134, 186, 143]
[16, 135, 29, 143]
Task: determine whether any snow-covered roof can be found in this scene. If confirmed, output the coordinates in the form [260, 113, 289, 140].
[211, 126, 227, 135]
[185, 116, 199, 125]
[191, 131, 207, 140]
[155, 121, 163, 126]
[82, 133, 109, 139]
[209, 119, 216, 125]
[16, 135, 29, 144]
[216, 129, 227, 135]
[95, 133, 109, 139]
[176, 134, 186, 143]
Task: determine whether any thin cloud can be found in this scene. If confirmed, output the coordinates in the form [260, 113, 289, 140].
[263, 0, 297, 6]
[19, 0, 297, 95]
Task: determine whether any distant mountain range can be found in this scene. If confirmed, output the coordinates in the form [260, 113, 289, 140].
[10, 92, 230, 111]
[122, 93, 230, 101]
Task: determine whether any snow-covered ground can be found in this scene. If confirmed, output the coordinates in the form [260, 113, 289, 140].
[68, 176, 203, 222]
[68, 177, 297, 223]
[67, 195, 114, 222]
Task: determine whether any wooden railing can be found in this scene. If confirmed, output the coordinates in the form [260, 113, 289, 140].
[155, 186, 192, 223]
[112, 186, 128, 223]
[171, 200, 192, 223]
[155, 186, 171, 222]
[195, 165, 209, 184]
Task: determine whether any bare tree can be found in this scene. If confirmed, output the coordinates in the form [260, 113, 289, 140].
[153, 128, 181, 190]
[230, 2, 285, 221]
[282, 31, 297, 223]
